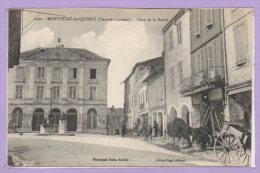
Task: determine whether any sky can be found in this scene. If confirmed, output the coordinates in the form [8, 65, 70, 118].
[21, 8, 179, 108]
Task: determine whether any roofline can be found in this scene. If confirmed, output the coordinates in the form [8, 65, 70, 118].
[162, 9, 190, 33]
[121, 56, 163, 84]
[143, 65, 164, 84]
[20, 47, 110, 62]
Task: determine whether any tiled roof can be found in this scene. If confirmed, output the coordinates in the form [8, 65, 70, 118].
[20, 47, 110, 62]
[122, 56, 164, 83]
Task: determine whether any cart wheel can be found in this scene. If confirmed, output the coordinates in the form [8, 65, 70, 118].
[239, 148, 251, 166]
[214, 131, 242, 165]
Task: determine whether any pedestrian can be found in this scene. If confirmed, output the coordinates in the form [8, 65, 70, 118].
[121, 121, 126, 137]
[144, 125, 152, 140]
[153, 120, 158, 137]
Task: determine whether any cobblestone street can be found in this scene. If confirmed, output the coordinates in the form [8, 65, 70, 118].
[8, 133, 221, 167]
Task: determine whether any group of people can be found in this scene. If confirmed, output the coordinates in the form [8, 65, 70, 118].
[120, 120, 159, 140]
[144, 120, 158, 140]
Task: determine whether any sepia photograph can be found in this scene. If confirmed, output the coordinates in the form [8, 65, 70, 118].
[7, 7, 253, 167]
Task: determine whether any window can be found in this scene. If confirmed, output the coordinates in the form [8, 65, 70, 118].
[177, 21, 182, 44]
[195, 53, 202, 73]
[16, 67, 24, 79]
[171, 66, 175, 89]
[90, 69, 97, 79]
[69, 68, 77, 79]
[169, 30, 174, 50]
[178, 61, 183, 83]
[233, 22, 248, 66]
[37, 67, 45, 78]
[15, 85, 23, 99]
[90, 87, 96, 100]
[36, 86, 44, 100]
[194, 9, 201, 36]
[52, 68, 62, 79]
[206, 9, 213, 27]
[52, 86, 60, 100]
[207, 44, 215, 70]
[69, 86, 77, 99]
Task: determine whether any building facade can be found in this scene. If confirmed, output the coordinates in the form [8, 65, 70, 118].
[8, 46, 110, 134]
[123, 57, 163, 131]
[144, 65, 165, 137]
[107, 107, 125, 135]
[224, 8, 253, 130]
[184, 8, 225, 131]
[163, 9, 193, 132]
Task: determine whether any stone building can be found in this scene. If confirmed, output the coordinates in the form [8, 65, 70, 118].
[162, 9, 193, 130]
[143, 64, 165, 137]
[224, 8, 253, 130]
[123, 57, 163, 130]
[182, 9, 226, 131]
[107, 107, 125, 135]
[8, 46, 110, 134]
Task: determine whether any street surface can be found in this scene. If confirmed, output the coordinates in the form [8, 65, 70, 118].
[8, 133, 221, 167]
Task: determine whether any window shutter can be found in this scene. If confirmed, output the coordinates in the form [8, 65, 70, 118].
[233, 22, 247, 65]
[194, 9, 200, 36]
[196, 53, 202, 73]
[207, 45, 215, 69]
[206, 9, 213, 26]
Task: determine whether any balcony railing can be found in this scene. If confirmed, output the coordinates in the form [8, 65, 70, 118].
[180, 66, 225, 94]
[139, 103, 145, 110]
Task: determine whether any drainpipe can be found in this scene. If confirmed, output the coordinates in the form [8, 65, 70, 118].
[221, 9, 229, 117]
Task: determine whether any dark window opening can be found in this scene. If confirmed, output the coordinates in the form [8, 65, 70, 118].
[90, 69, 97, 79]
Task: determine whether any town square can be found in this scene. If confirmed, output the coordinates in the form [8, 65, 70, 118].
[7, 8, 253, 167]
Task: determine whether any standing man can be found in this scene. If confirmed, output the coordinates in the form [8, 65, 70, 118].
[121, 120, 126, 137]
[153, 120, 158, 137]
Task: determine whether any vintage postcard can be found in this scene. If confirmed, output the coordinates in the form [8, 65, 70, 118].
[7, 8, 254, 167]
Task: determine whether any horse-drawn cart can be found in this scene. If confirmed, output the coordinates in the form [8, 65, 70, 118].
[214, 121, 251, 165]
[201, 106, 251, 165]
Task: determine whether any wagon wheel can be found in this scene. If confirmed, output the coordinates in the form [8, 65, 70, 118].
[214, 131, 242, 165]
[239, 147, 251, 166]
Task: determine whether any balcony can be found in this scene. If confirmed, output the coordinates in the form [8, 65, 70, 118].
[193, 66, 225, 89]
[181, 67, 225, 95]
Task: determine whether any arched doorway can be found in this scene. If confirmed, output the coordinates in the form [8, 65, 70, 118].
[12, 108, 23, 128]
[181, 105, 190, 126]
[32, 108, 44, 131]
[67, 109, 77, 131]
[168, 107, 177, 125]
[50, 108, 61, 127]
[87, 109, 97, 129]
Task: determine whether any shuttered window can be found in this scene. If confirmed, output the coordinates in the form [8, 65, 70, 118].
[207, 44, 215, 69]
[15, 85, 23, 99]
[36, 86, 44, 100]
[206, 9, 213, 26]
[52, 86, 60, 100]
[37, 67, 45, 78]
[194, 9, 201, 36]
[16, 67, 24, 79]
[177, 21, 182, 44]
[171, 66, 175, 89]
[196, 53, 202, 73]
[178, 61, 183, 83]
[90, 87, 96, 100]
[52, 68, 62, 79]
[69, 86, 77, 99]
[169, 30, 174, 50]
[233, 22, 248, 66]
